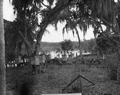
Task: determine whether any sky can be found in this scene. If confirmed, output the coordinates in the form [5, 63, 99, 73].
[3, 0, 94, 42]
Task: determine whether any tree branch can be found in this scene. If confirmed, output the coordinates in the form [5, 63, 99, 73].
[37, 0, 73, 43]
[13, 26, 31, 48]
[17, 30, 30, 47]
[40, 0, 51, 10]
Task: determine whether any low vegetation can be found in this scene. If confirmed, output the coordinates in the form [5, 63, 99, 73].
[40, 39, 96, 53]
[6, 56, 120, 95]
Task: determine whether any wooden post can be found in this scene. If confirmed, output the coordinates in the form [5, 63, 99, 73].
[0, 0, 6, 94]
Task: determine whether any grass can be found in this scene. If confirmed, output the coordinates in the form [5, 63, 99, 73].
[6, 59, 120, 95]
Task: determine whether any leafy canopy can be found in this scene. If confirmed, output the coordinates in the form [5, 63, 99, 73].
[61, 39, 73, 53]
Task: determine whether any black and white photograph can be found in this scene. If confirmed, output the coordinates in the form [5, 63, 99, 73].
[1, 0, 120, 95]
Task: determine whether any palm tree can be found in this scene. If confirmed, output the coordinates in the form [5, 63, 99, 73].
[10, 0, 120, 80]
[61, 39, 73, 55]
[0, 0, 6, 94]
[62, 20, 84, 58]
[10, 0, 116, 57]
[52, 0, 113, 58]
[10, 0, 75, 57]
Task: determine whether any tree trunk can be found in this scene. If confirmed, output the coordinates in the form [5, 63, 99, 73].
[116, 50, 120, 82]
[0, 0, 6, 94]
[14, 1, 73, 58]
[34, 1, 72, 55]
[34, 21, 49, 55]
[75, 28, 82, 59]
[74, 28, 82, 76]
[16, 1, 72, 57]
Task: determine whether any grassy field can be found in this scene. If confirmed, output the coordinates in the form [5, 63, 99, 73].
[6, 60, 120, 95]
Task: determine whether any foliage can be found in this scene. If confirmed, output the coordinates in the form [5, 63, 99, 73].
[8, 0, 120, 56]
[60, 39, 73, 54]
[4, 20, 23, 62]
[87, 39, 96, 53]
[53, 0, 117, 34]
[51, 0, 120, 57]
[9, 0, 76, 56]
[96, 32, 120, 54]
[41, 42, 61, 52]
